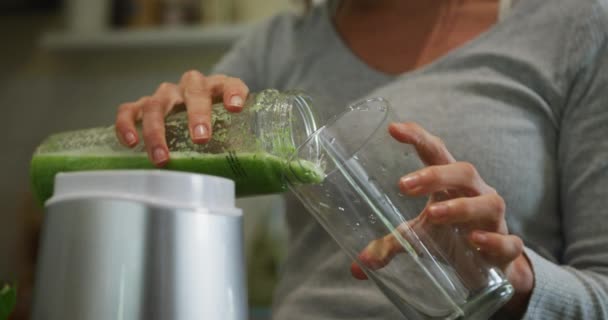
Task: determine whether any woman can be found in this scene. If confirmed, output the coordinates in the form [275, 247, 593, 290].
[115, 0, 608, 318]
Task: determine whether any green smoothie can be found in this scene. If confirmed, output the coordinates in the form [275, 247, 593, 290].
[30, 89, 324, 205]
[30, 151, 324, 205]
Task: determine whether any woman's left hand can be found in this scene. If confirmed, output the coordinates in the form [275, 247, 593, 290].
[350, 122, 534, 316]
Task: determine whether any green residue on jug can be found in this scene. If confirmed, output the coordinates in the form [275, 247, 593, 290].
[30, 151, 324, 205]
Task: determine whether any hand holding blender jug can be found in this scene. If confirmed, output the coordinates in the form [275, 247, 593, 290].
[285, 98, 514, 319]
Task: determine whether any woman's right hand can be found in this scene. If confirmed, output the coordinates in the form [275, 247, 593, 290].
[115, 70, 249, 166]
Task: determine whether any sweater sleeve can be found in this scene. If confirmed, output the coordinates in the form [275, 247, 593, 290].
[521, 2, 608, 318]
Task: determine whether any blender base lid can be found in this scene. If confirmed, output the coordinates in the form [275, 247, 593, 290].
[47, 170, 237, 213]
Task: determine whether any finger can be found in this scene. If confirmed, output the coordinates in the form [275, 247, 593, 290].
[388, 122, 456, 166]
[358, 233, 404, 269]
[115, 99, 144, 147]
[179, 70, 218, 144]
[399, 162, 493, 196]
[426, 193, 506, 231]
[350, 261, 368, 280]
[222, 76, 249, 113]
[141, 97, 170, 167]
[470, 231, 523, 267]
[152, 82, 184, 114]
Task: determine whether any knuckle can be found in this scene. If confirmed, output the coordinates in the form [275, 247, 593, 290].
[140, 106, 155, 116]
[182, 69, 204, 81]
[184, 82, 209, 96]
[115, 115, 131, 127]
[486, 186, 498, 195]
[187, 110, 209, 124]
[143, 114, 165, 128]
[496, 195, 507, 213]
[431, 135, 446, 149]
[157, 82, 175, 92]
[141, 97, 167, 112]
[458, 161, 479, 180]
[405, 122, 422, 132]
[513, 236, 524, 252]
[154, 95, 171, 106]
[181, 70, 206, 91]
[211, 74, 228, 82]
[141, 130, 155, 142]
[456, 199, 473, 216]
[118, 102, 134, 113]
[503, 236, 524, 259]
[490, 194, 506, 215]
[114, 121, 128, 133]
[400, 121, 419, 132]
[396, 122, 424, 145]
[135, 95, 150, 104]
[142, 129, 163, 143]
[422, 166, 440, 183]
[228, 77, 249, 93]
[139, 96, 152, 105]
[240, 81, 250, 93]
[408, 123, 425, 142]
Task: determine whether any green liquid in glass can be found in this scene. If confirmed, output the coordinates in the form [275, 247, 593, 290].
[30, 152, 324, 205]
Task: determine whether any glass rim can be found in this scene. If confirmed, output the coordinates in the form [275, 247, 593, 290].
[288, 97, 391, 165]
[288, 90, 320, 139]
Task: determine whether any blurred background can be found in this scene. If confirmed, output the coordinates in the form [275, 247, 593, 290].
[0, 0, 307, 318]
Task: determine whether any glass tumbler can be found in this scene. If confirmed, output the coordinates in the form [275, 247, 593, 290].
[285, 98, 514, 319]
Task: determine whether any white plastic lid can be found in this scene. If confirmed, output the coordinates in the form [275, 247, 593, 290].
[47, 170, 237, 213]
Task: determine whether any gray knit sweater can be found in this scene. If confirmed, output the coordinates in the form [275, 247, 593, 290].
[213, 0, 608, 318]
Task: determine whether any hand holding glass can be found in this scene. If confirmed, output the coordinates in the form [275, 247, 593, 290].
[285, 98, 513, 319]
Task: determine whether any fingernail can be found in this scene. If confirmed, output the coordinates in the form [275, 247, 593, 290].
[124, 132, 137, 145]
[429, 203, 448, 218]
[193, 124, 208, 139]
[400, 174, 419, 189]
[230, 95, 244, 107]
[153, 147, 168, 163]
[472, 232, 487, 244]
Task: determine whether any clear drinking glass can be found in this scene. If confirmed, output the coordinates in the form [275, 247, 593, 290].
[285, 98, 514, 319]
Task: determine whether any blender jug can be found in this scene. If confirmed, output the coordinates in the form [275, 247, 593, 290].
[30, 89, 321, 204]
[31, 170, 247, 320]
[286, 98, 514, 319]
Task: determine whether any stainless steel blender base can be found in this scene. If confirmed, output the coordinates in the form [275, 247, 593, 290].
[31, 171, 247, 320]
